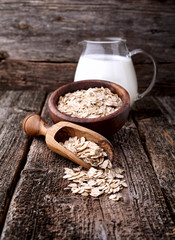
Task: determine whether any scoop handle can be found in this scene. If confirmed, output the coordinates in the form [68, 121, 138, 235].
[23, 114, 49, 137]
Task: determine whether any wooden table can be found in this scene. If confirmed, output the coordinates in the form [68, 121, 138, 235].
[0, 90, 175, 240]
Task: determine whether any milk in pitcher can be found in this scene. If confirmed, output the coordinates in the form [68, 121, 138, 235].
[74, 54, 138, 105]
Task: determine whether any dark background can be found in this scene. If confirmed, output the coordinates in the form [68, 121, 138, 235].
[0, 0, 174, 95]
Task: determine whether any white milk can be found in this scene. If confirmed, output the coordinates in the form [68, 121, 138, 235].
[74, 54, 138, 105]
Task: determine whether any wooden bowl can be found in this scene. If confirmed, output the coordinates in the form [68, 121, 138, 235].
[48, 80, 130, 136]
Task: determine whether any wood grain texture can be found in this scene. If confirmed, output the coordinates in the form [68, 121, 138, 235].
[0, 91, 46, 231]
[0, 1, 174, 62]
[0, 60, 76, 91]
[1, 95, 175, 239]
[0, 59, 174, 95]
[1, 0, 175, 9]
[133, 96, 175, 223]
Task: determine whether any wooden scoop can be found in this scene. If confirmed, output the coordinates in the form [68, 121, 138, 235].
[22, 114, 115, 169]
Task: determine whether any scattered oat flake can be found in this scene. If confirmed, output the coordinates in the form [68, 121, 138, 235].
[81, 192, 89, 197]
[63, 165, 127, 201]
[115, 174, 124, 179]
[100, 160, 109, 169]
[68, 183, 77, 188]
[109, 194, 122, 201]
[73, 166, 83, 171]
[90, 187, 104, 197]
[121, 181, 128, 187]
[115, 167, 124, 174]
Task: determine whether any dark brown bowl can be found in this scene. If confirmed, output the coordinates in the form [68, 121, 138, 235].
[48, 80, 130, 136]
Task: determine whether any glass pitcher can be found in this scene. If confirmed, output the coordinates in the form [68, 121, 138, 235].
[74, 38, 157, 105]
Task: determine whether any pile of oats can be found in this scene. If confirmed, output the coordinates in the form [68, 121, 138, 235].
[63, 166, 127, 201]
[60, 136, 127, 201]
[57, 87, 123, 118]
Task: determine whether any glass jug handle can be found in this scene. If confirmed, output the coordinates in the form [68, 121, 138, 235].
[129, 49, 157, 101]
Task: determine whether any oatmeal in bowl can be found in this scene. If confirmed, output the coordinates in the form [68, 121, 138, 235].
[48, 80, 130, 136]
[57, 87, 123, 118]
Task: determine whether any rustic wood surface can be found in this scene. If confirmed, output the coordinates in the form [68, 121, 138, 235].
[0, 91, 174, 239]
[0, 0, 174, 238]
[0, 91, 46, 232]
[133, 96, 175, 222]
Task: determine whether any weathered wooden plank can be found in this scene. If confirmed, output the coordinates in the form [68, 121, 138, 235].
[0, 60, 76, 91]
[133, 96, 175, 222]
[0, 2, 174, 62]
[0, 91, 46, 232]
[1, 0, 175, 11]
[1, 96, 174, 239]
[0, 59, 174, 96]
